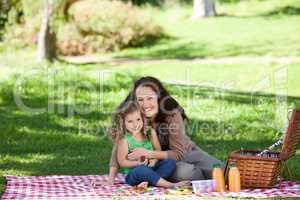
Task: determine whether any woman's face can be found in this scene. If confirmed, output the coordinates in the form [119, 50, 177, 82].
[135, 86, 159, 119]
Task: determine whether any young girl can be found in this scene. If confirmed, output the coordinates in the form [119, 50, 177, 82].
[109, 101, 189, 188]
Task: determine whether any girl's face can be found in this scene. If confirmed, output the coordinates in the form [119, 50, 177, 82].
[136, 86, 159, 119]
[124, 110, 143, 135]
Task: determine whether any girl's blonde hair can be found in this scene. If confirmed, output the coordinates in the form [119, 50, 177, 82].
[109, 100, 148, 143]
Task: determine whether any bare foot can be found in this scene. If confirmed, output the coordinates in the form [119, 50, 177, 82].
[174, 181, 191, 188]
[137, 181, 148, 189]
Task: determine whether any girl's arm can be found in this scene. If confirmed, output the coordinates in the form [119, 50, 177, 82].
[109, 145, 120, 168]
[108, 166, 118, 185]
[117, 138, 140, 168]
[107, 145, 119, 185]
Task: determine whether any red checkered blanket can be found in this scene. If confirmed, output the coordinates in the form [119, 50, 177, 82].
[2, 174, 300, 199]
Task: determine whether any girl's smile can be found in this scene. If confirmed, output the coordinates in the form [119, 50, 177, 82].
[125, 110, 143, 135]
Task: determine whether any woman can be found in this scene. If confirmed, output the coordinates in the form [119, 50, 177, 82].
[108, 76, 224, 184]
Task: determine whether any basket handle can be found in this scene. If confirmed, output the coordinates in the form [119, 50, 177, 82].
[223, 159, 229, 184]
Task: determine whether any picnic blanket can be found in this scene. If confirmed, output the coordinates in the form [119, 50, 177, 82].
[2, 174, 300, 199]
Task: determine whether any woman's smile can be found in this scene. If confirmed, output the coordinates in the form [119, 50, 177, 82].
[136, 86, 159, 118]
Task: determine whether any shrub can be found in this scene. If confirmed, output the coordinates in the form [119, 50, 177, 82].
[2, 0, 163, 55]
[58, 0, 163, 55]
[2, 0, 42, 46]
[0, 0, 23, 39]
[56, 23, 86, 56]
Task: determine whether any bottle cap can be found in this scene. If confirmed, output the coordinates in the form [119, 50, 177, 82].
[229, 162, 238, 168]
[213, 163, 221, 168]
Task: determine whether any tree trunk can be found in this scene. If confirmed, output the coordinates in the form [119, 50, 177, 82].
[191, 0, 216, 19]
[37, 0, 56, 62]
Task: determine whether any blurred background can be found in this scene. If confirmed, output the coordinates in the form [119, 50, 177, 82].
[0, 0, 300, 196]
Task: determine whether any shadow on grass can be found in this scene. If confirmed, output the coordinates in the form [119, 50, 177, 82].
[211, 5, 300, 19]
[168, 84, 300, 106]
[115, 40, 273, 59]
[115, 41, 209, 59]
[0, 128, 113, 174]
[262, 6, 300, 16]
[133, 34, 175, 49]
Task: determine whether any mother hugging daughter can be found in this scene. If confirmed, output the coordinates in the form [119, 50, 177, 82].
[108, 76, 224, 187]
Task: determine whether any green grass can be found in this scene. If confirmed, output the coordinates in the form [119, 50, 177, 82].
[1, 58, 300, 197]
[108, 0, 300, 59]
[114, 63, 300, 97]
[1, 0, 300, 197]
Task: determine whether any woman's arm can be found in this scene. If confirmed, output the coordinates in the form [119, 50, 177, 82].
[147, 129, 161, 166]
[150, 128, 161, 151]
[117, 138, 140, 168]
[127, 148, 168, 160]
[164, 109, 189, 161]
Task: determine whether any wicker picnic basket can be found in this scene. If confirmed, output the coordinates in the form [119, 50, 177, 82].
[226, 108, 300, 188]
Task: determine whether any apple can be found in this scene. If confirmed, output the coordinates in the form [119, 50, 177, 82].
[140, 156, 146, 162]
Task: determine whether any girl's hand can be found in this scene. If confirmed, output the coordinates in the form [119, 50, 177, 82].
[128, 148, 150, 160]
[108, 179, 115, 186]
[99, 179, 114, 187]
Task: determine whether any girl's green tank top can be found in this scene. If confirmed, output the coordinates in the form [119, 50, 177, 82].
[122, 133, 153, 174]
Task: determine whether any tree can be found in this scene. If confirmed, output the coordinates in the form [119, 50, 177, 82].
[37, 0, 56, 62]
[62, 0, 80, 21]
[191, 0, 216, 19]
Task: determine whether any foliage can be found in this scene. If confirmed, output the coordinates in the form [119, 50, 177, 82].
[0, 0, 23, 39]
[57, 0, 163, 55]
[2, 0, 163, 55]
[2, 0, 43, 47]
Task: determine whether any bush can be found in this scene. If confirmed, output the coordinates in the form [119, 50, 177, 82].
[2, 0, 163, 55]
[56, 23, 86, 56]
[0, 0, 23, 39]
[2, 0, 42, 46]
[57, 0, 163, 55]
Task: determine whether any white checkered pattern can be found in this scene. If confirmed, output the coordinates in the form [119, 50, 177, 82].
[2, 174, 300, 199]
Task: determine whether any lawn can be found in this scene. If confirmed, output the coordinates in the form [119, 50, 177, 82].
[1, 58, 300, 196]
[1, 0, 300, 197]
[110, 0, 300, 59]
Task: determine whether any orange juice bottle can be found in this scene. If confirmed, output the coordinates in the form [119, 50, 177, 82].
[212, 164, 226, 192]
[228, 163, 241, 192]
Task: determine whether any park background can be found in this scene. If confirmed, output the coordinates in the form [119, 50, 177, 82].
[0, 0, 300, 196]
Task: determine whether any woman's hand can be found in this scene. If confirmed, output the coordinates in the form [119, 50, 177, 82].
[147, 159, 158, 167]
[127, 148, 150, 160]
[139, 158, 149, 166]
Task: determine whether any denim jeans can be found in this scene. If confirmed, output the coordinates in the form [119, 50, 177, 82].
[125, 159, 176, 186]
